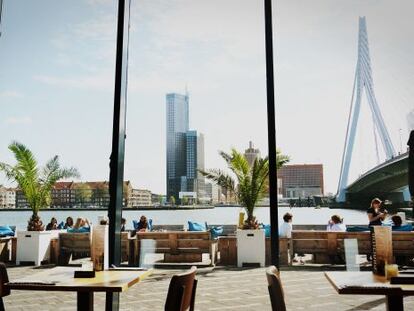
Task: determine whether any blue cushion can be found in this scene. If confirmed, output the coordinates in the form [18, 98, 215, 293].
[57, 221, 65, 230]
[68, 227, 90, 233]
[210, 226, 224, 238]
[132, 220, 139, 230]
[392, 224, 413, 231]
[0, 226, 14, 237]
[188, 221, 207, 231]
[263, 224, 271, 237]
[346, 226, 370, 232]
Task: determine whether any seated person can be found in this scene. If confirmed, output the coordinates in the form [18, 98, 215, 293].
[68, 217, 90, 233]
[121, 218, 126, 232]
[136, 215, 149, 232]
[391, 215, 402, 228]
[46, 217, 58, 231]
[64, 217, 74, 229]
[327, 215, 346, 232]
[279, 212, 293, 238]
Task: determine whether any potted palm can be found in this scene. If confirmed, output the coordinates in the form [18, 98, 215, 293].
[0, 141, 79, 265]
[200, 148, 289, 267]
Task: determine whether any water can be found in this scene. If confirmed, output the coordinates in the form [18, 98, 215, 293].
[0, 206, 368, 230]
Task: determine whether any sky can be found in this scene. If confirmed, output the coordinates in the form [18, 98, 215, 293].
[0, 0, 413, 195]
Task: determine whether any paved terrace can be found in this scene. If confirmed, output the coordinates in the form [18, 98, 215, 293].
[4, 266, 414, 311]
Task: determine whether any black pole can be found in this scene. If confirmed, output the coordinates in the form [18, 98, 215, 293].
[0, 0, 4, 37]
[107, 0, 130, 309]
[264, 0, 279, 268]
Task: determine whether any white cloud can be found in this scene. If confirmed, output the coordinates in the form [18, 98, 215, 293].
[5, 116, 32, 125]
[33, 74, 113, 91]
[0, 91, 23, 98]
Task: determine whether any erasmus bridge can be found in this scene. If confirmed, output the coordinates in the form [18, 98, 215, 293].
[336, 17, 409, 207]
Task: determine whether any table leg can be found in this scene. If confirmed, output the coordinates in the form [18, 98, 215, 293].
[77, 291, 94, 311]
[386, 294, 403, 311]
[105, 292, 120, 311]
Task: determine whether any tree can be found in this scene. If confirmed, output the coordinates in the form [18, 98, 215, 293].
[0, 141, 79, 230]
[181, 197, 189, 205]
[74, 183, 92, 207]
[169, 196, 176, 206]
[200, 148, 289, 229]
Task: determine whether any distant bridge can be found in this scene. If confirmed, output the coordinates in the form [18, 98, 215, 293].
[345, 152, 409, 207]
[336, 17, 409, 207]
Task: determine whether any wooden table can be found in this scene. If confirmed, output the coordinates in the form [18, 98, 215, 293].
[325, 271, 414, 311]
[5, 267, 152, 311]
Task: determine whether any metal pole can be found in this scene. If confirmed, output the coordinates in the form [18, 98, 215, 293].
[107, 0, 130, 309]
[264, 0, 279, 268]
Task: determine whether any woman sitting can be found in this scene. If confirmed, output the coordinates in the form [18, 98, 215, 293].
[136, 215, 149, 232]
[64, 217, 74, 229]
[46, 217, 58, 231]
[327, 215, 346, 232]
[68, 218, 90, 233]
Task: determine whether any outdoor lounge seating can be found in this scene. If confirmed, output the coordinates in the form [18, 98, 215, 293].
[0, 262, 10, 311]
[266, 265, 287, 311]
[290, 230, 414, 265]
[165, 266, 197, 311]
[58, 231, 130, 265]
[129, 231, 218, 266]
[0, 238, 16, 264]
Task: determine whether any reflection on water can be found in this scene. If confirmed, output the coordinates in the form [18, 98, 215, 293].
[0, 206, 369, 230]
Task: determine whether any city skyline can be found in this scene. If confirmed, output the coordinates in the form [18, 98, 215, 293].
[1, 1, 413, 195]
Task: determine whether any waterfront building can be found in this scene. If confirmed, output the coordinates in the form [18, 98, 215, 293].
[166, 92, 206, 203]
[278, 164, 324, 198]
[166, 93, 189, 202]
[205, 182, 222, 204]
[244, 141, 261, 166]
[408, 109, 414, 131]
[0, 186, 15, 208]
[129, 189, 152, 207]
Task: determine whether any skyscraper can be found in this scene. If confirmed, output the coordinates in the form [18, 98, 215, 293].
[166, 92, 205, 203]
[408, 110, 414, 132]
[244, 141, 261, 166]
[166, 93, 189, 201]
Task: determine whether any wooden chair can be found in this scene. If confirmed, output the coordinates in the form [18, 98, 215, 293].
[266, 266, 287, 311]
[0, 262, 10, 311]
[165, 266, 197, 311]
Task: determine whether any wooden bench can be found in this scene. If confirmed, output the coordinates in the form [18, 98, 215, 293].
[291, 230, 414, 265]
[57, 232, 130, 265]
[217, 236, 290, 266]
[0, 237, 16, 264]
[129, 231, 218, 266]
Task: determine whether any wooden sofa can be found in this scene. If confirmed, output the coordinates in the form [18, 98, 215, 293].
[0, 237, 16, 264]
[129, 231, 218, 266]
[290, 230, 414, 265]
[57, 231, 130, 265]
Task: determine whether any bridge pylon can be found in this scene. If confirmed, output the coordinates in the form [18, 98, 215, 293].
[337, 17, 396, 202]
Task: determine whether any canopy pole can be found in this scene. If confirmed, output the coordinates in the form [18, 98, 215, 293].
[264, 0, 279, 267]
[108, 0, 131, 309]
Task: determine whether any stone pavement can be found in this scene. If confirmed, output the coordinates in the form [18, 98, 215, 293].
[3, 265, 414, 310]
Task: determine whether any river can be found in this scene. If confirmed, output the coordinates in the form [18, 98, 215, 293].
[0, 206, 369, 230]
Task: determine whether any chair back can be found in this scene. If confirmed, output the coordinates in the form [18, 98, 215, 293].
[165, 266, 197, 311]
[266, 266, 287, 311]
[0, 262, 10, 311]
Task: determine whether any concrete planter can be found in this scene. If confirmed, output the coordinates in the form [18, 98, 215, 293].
[16, 230, 54, 266]
[236, 229, 265, 267]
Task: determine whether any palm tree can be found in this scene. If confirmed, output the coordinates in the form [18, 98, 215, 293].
[200, 148, 289, 229]
[0, 142, 79, 230]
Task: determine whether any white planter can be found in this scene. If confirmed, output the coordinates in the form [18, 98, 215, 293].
[16, 231, 53, 266]
[236, 229, 265, 267]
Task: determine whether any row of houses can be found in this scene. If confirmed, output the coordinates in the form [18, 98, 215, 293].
[0, 181, 153, 209]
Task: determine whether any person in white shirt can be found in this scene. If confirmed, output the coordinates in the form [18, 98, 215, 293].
[327, 215, 346, 232]
[279, 212, 293, 238]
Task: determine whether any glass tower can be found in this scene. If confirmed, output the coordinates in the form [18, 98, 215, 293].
[166, 93, 189, 201]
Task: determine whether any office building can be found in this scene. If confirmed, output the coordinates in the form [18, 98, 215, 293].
[166, 92, 206, 203]
[166, 93, 189, 202]
[408, 110, 414, 131]
[278, 164, 324, 198]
